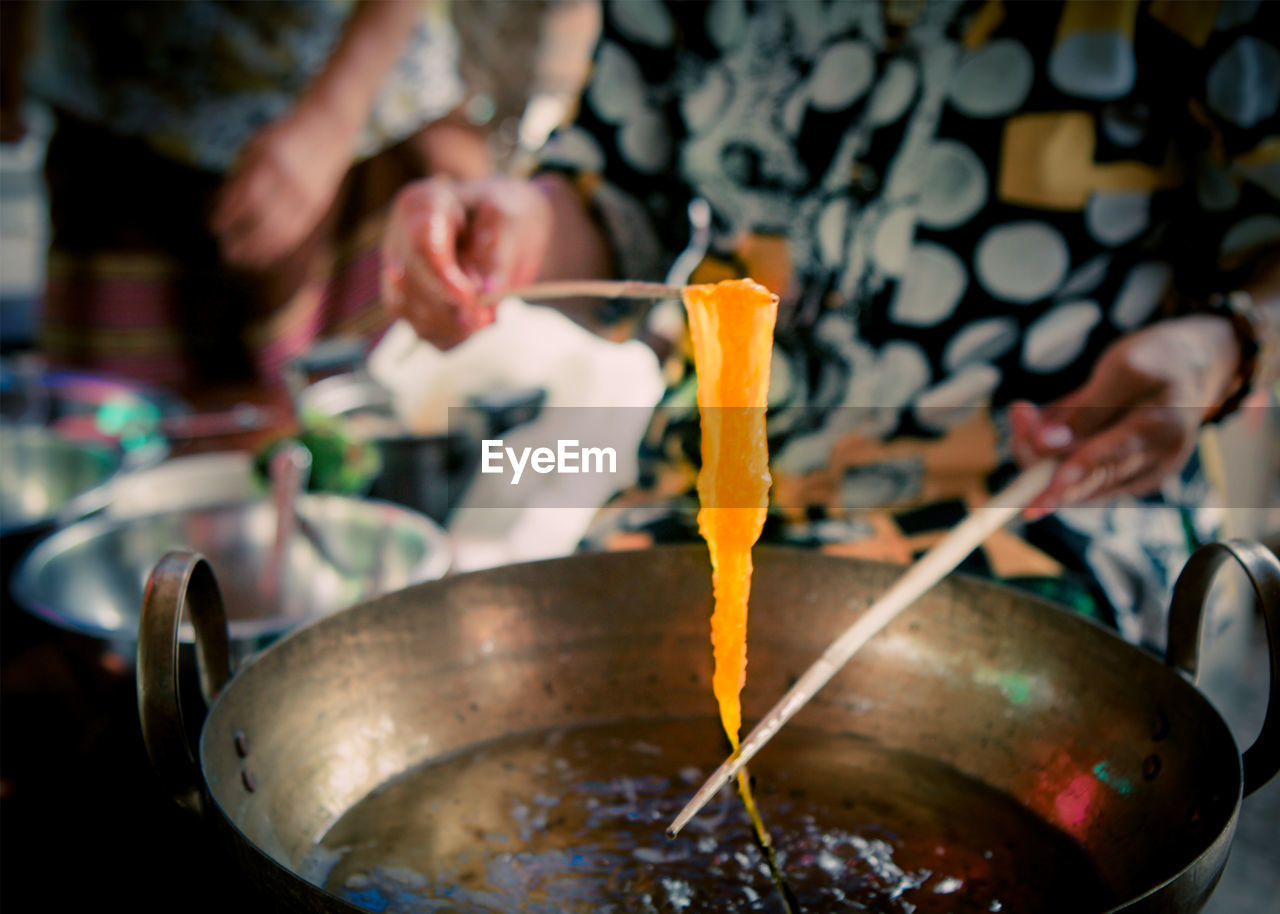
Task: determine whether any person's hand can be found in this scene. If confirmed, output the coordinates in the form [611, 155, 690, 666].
[1010, 314, 1240, 518]
[380, 175, 553, 349]
[210, 102, 355, 269]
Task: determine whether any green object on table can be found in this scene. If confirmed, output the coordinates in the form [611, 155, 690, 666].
[255, 419, 381, 496]
[95, 396, 165, 452]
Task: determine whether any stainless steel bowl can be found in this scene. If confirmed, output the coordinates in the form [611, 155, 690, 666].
[0, 425, 125, 536]
[11, 493, 452, 659]
[101, 451, 261, 519]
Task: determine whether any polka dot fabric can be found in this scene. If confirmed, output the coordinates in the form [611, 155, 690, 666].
[546, 0, 1279, 646]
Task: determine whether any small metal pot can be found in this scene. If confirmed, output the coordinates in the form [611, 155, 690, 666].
[294, 370, 543, 524]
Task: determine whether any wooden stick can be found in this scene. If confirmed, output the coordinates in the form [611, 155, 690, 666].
[480, 280, 684, 309]
[666, 459, 1058, 837]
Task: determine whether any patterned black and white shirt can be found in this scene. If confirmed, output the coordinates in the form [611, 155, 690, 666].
[542, 0, 1279, 648]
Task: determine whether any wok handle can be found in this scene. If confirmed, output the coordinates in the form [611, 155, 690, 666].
[137, 550, 232, 814]
[1166, 538, 1280, 797]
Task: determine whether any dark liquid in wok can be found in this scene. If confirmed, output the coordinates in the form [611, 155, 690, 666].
[304, 718, 1116, 913]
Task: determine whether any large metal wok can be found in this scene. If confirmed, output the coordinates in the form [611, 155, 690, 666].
[139, 542, 1279, 913]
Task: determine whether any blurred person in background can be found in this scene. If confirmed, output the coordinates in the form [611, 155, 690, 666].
[2, 0, 489, 396]
[383, 0, 1279, 650]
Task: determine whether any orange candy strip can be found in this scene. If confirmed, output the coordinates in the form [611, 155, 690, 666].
[683, 278, 779, 747]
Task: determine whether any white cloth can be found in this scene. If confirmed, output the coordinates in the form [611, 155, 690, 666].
[368, 300, 665, 570]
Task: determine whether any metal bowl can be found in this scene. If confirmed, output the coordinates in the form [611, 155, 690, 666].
[0, 425, 126, 536]
[101, 451, 262, 520]
[11, 493, 452, 659]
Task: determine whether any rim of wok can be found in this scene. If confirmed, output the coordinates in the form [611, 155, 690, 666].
[194, 545, 1249, 913]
